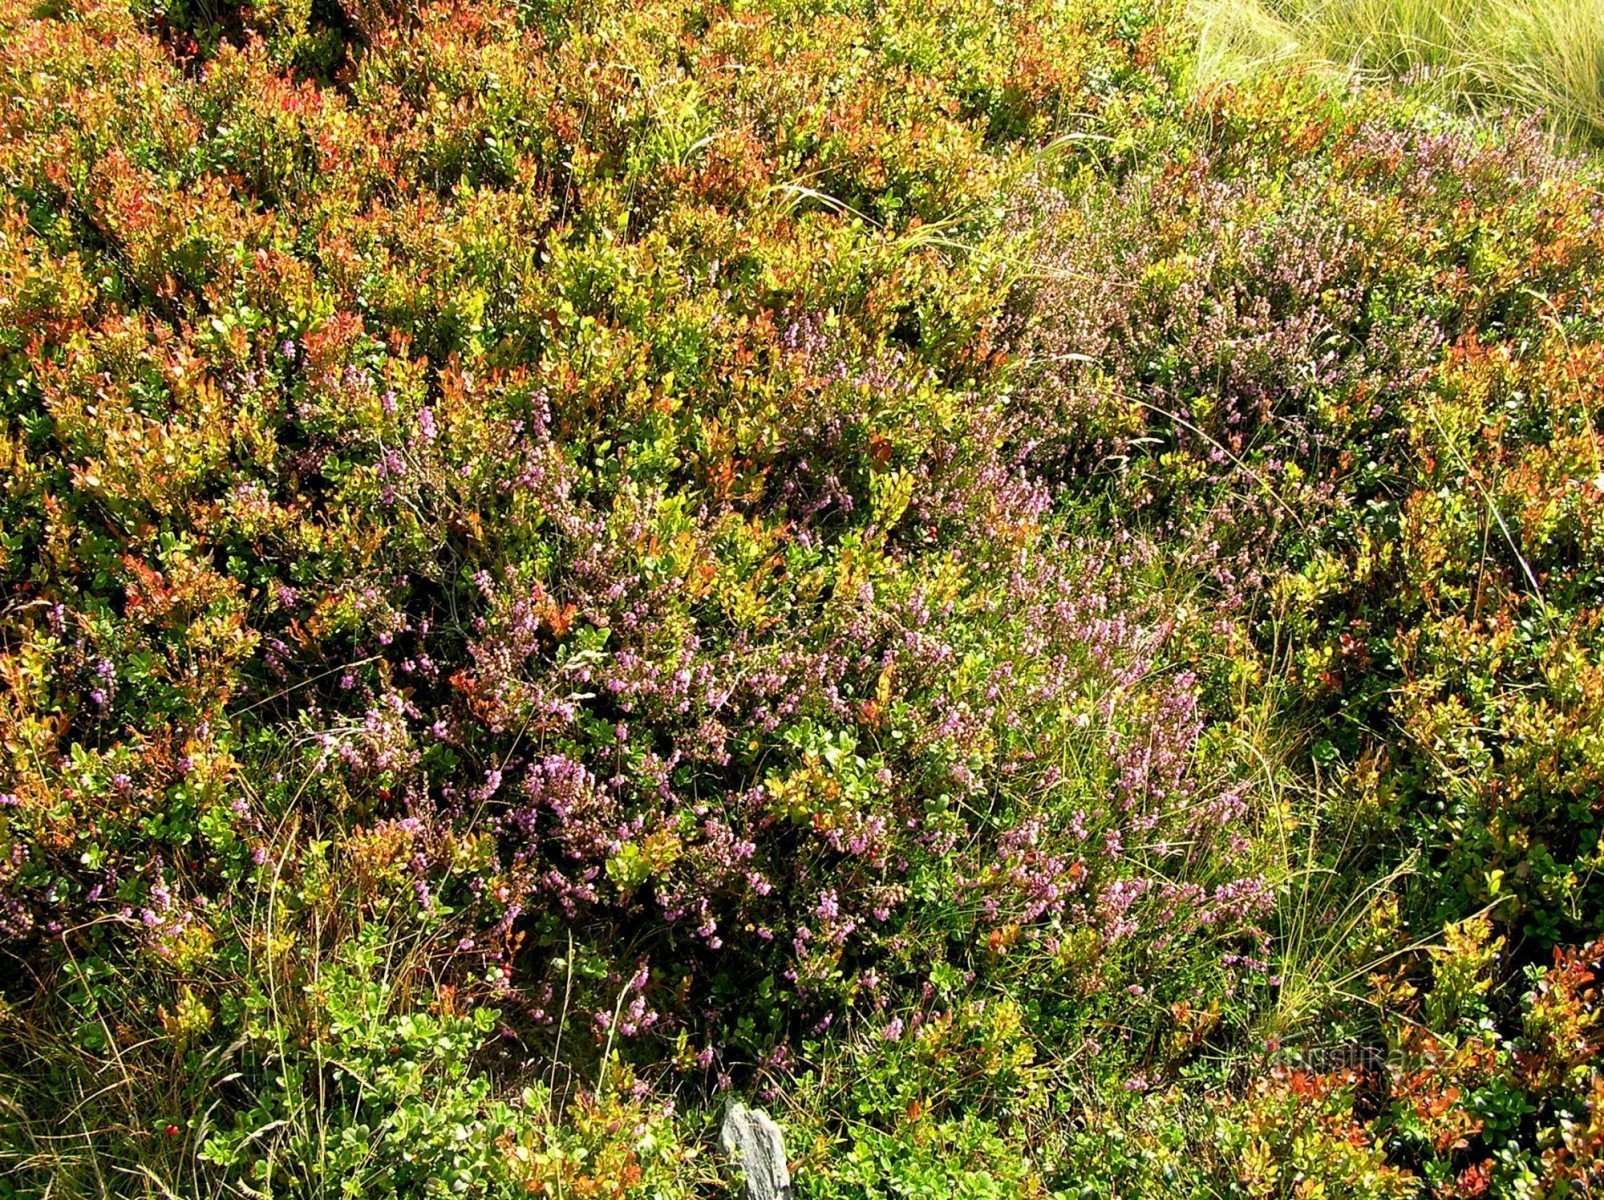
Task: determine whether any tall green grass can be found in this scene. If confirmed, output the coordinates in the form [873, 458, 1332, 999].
[1191, 0, 1604, 145]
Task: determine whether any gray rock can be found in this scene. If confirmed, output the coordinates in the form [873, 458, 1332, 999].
[720, 1101, 792, 1200]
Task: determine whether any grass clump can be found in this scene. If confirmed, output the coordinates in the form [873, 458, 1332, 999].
[1191, 0, 1604, 144]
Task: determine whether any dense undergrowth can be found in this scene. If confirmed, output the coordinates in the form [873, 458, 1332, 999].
[0, 0, 1602, 1196]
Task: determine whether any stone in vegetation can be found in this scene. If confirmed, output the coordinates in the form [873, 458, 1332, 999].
[720, 1102, 791, 1200]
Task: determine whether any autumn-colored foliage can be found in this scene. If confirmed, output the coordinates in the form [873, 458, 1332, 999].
[1, 0, 1602, 1195]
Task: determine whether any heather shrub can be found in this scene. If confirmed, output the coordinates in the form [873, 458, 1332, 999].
[1019, 80, 1604, 944]
[0, 0, 1264, 1190]
[1016, 70, 1604, 1197]
[3, 0, 1604, 1193]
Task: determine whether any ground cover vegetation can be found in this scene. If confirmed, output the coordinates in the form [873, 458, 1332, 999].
[0, 0, 1602, 1196]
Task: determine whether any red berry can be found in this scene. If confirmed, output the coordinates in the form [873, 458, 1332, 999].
[164, 1124, 180, 1138]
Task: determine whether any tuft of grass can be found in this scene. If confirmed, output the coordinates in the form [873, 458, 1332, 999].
[1190, 0, 1604, 145]
[1470, 0, 1604, 144]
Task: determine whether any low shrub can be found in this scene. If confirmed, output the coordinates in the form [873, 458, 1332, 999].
[2, 0, 1602, 1194]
